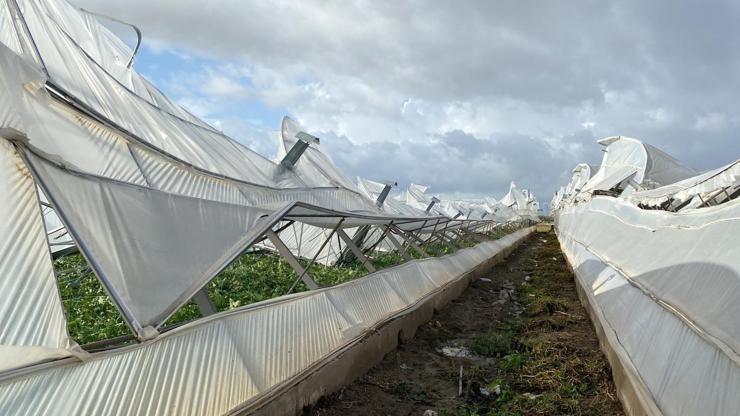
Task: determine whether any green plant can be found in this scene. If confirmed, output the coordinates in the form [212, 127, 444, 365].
[52, 227, 514, 346]
[470, 331, 513, 357]
[498, 352, 525, 372]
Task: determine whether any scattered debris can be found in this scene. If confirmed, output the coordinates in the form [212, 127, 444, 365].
[480, 277, 492, 283]
[458, 365, 463, 396]
[522, 392, 542, 400]
[423, 410, 437, 416]
[438, 345, 473, 358]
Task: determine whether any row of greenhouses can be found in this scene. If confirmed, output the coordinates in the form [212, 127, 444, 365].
[551, 136, 739, 415]
[0, 1, 539, 414]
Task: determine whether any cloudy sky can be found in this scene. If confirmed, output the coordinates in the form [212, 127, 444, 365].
[77, 0, 739, 208]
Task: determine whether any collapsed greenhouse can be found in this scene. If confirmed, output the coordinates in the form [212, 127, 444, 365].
[551, 136, 739, 415]
[0, 0, 544, 414]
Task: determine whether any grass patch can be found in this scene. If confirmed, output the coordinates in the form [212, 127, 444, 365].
[484, 234, 621, 415]
[526, 292, 568, 316]
[470, 331, 514, 357]
[442, 233, 621, 415]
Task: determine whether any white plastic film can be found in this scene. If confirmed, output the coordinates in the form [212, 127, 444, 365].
[0, 138, 72, 372]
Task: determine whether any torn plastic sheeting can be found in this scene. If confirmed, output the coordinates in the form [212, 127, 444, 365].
[1, 12, 432, 231]
[580, 165, 638, 193]
[580, 137, 696, 194]
[624, 160, 739, 207]
[357, 176, 427, 217]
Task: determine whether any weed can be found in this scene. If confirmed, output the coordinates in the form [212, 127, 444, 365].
[498, 352, 525, 372]
[470, 331, 513, 357]
[526, 292, 568, 316]
[485, 232, 622, 415]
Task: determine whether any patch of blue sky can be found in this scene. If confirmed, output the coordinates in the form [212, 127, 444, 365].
[133, 45, 288, 133]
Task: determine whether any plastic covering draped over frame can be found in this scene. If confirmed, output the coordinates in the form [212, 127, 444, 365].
[551, 135, 739, 415]
[580, 137, 696, 194]
[556, 198, 740, 415]
[0, 16, 447, 337]
[0, 1, 23, 55]
[0, 0, 516, 396]
[624, 160, 739, 207]
[0, 228, 533, 415]
[0, 138, 75, 373]
[17, 0, 316, 188]
[24, 149, 277, 332]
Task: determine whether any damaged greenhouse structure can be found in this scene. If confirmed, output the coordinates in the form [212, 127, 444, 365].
[0, 0, 542, 414]
[551, 136, 739, 415]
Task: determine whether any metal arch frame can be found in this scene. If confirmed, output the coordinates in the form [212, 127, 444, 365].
[7, 0, 48, 74]
[361, 223, 393, 256]
[23, 146, 463, 341]
[337, 228, 376, 273]
[16, 130, 499, 346]
[285, 219, 345, 294]
[0, 3, 520, 371]
[75, 7, 142, 69]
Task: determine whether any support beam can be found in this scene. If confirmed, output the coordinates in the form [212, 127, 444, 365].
[265, 229, 319, 290]
[375, 181, 396, 208]
[337, 228, 376, 273]
[193, 289, 216, 316]
[435, 230, 455, 245]
[451, 228, 467, 240]
[425, 196, 440, 214]
[362, 224, 392, 255]
[339, 224, 371, 264]
[280, 132, 320, 169]
[405, 226, 429, 245]
[384, 226, 411, 260]
[391, 226, 429, 258]
[422, 219, 442, 249]
[287, 219, 344, 294]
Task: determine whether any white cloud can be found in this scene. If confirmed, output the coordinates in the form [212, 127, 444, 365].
[201, 72, 249, 99]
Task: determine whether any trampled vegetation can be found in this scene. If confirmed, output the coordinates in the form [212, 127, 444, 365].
[55, 225, 522, 346]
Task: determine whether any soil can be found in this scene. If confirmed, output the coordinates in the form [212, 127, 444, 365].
[305, 232, 624, 416]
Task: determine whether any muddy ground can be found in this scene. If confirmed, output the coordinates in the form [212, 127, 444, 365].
[306, 232, 624, 416]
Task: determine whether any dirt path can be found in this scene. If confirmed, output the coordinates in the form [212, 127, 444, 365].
[306, 232, 624, 416]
